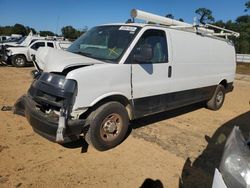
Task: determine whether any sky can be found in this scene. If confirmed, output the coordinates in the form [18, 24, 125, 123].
[0, 0, 248, 34]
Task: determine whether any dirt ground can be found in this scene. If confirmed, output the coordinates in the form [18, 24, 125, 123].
[0, 67, 250, 188]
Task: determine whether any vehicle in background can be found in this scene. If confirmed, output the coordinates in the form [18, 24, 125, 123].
[14, 9, 238, 151]
[0, 37, 22, 45]
[0, 32, 45, 50]
[11, 34, 22, 39]
[212, 126, 250, 188]
[1, 39, 72, 67]
[0, 31, 69, 50]
[0, 36, 10, 42]
[0, 34, 22, 45]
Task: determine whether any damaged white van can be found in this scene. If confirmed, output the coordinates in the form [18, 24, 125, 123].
[14, 10, 238, 151]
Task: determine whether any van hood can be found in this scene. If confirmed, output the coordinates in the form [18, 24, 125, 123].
[36, 47, 104, 72]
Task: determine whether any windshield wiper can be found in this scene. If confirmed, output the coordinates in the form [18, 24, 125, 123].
[74, 51, 92, 58]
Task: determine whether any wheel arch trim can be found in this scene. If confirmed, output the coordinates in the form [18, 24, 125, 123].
[88, 92, 133, 120]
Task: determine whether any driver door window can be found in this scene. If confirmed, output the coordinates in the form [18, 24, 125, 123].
[127, 29, 168, 64]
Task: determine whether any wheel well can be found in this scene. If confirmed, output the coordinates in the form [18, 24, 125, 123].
[12, 54, 27, 61]
[79, 95, 133, 120]
[219, 79, 228, 89]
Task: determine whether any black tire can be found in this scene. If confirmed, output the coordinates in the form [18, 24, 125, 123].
[11, 55, 27, 67]
[206, 84, 225, 110]
[85, 102, 129, 151]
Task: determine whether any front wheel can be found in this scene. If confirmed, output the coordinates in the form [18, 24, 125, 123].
[85, 102, 129, 151]
[11, 55, 27, 67]
[206, 84, 225, 110]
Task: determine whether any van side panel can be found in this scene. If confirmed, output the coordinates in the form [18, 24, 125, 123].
[66, 64, 131, 111]
[168, 29, 236, 92]
[132, 29, 236, 118]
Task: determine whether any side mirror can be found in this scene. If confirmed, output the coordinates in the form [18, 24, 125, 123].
[134, 44, 153, 63]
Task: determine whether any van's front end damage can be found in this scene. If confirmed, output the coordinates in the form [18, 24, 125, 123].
[14, 72, 85, 143]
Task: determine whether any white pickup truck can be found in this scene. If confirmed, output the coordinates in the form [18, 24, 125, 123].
[1, 33, 45, 48]
[1, 39, 71, 67]
[0, 36, 10, 42]
[14, 9, 238, 151]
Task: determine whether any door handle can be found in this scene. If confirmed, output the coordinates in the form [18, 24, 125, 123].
[168, 66, 172, 78]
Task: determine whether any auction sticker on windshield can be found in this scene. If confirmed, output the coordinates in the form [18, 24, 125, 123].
[119, 26, 137, 32]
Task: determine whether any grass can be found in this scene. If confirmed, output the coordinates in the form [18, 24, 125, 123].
[236, 63, 250, 75]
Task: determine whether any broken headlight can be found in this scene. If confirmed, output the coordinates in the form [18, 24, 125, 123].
[219, 127, 250, 188]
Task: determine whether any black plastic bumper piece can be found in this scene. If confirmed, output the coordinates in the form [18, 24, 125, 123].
[14, 95, 85, 143]
[226, 82, 234, 93]
[0, 45, 11, 63]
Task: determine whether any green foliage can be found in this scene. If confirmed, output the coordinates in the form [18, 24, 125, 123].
[13, 24, 27, 35]
[165, 14, 174, 19]
[0, 23, 36, 36]
[214, 15, 250, 53]
[27, 27, 37, 35]
[245, 1, 250, 11]
[195, 8, 215, 23]
[165, 13, 184, 22]
[0, 26, 13, 36]
[39, 31, 57, 37]
[61, 26, 85, 40]
[0, 24, 85, 40]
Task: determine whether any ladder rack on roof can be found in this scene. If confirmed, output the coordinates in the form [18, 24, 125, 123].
[130, 9, 240, 39]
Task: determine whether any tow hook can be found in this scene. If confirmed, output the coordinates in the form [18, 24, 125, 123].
[56, 108, 66, 143]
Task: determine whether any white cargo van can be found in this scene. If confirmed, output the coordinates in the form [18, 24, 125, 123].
[14, 10, 238, 151]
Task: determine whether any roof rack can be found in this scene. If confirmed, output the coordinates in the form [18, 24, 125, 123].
[131, 9, 240, 39]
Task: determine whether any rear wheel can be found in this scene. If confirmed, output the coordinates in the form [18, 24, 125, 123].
[85, 102, 129, 151]
[206, 84, 225, 110]
[11, 55, 27, 67]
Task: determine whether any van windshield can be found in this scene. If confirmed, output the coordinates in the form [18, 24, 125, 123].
[67, 25, 140, 63]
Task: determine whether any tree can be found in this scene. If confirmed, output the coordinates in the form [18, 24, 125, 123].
[0, 26, 13, 36]
[195, 8, 215, 24]
[236, 15, 250, 23]
[165, 14, 174, 19]
[26, 26, 37, 35]
[245, 1, 250, 11]
[214, 20, 225, 27]
[61, 25, 83, 40]
[126, 18, 133, 23]
[0, 24, 60, 39]
[13, 24, 27, 36]
[40, 30, 56, 37]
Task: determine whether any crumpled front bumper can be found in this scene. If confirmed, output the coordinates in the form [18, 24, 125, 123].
[14, 71, 87, 143]
[14, 95, 85, 143]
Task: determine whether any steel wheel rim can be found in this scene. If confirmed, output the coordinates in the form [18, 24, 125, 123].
[15, 57, 25, 66]
[216, 91, 224, 106]
[100, 113, 123, 142]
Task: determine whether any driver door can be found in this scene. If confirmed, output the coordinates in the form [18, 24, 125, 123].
[126, 29, 173, 117]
